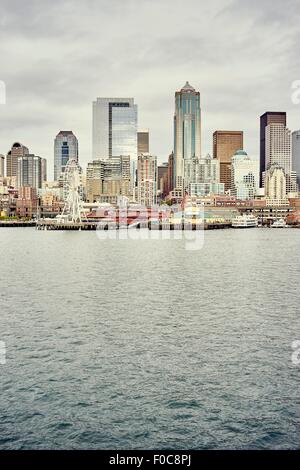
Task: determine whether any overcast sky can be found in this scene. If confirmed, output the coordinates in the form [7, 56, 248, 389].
[0, 0, 300, 178]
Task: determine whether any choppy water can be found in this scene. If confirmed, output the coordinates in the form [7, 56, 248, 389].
[0, 228, 300, 449]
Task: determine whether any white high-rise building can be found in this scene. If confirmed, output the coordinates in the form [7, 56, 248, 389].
[265, 123, 292, 193]
[292, 130, 300, 187]
[184, 154, 224, 196]
[231, 150, 259, 200]
[92, 98, 138, 161]
[54, 131, 78, 181]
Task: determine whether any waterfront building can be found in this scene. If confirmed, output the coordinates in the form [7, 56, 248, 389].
[16, 186, 38, 219]
[292, 130, 300, 187]
[260, 112, 286, 186]
[137, 154, 157, 207]
[213, 131, 243, 192]
[54, 131, 78, 181]
[86, 155, 131, 204]
[6, 142, 29, 179]
[174, 82, 201, 191]
[17, 154, 43, 191]
[231, 150, 259, 200]
[138, 129, 149, 154]
[0, 154, 4, 177]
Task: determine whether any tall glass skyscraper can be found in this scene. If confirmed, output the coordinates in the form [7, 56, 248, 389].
[92, 98, 138, 161]
[54, 131, 78, 181]
[173, 82, 201, 190]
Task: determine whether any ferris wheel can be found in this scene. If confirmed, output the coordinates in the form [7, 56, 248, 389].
[60, 159, 83, 224]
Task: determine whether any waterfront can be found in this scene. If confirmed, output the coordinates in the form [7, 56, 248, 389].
[0, 228, 300, 449]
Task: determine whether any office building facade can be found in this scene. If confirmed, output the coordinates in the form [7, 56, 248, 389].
[0, 155, 4, 177]
[137, 154, 157, 207]
[138, 129, 149, 154]
[92, 98, 137, 161]
[213, 131, 243, 192]
[174, 82, 201, 190]
[17, 154, 43, 191]
[54, 131, 78, 181]
[231, 150, 259, 200]
[6, 142, 29, 179]
[260, 112, 286, 186]
[86, 155, 131, 203]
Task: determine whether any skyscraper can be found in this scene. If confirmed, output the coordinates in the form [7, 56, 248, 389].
[157, 162, 169, 197]
[137, 154, 157, 207]
[0, 154, 4, 177]
[292, 130, 300, 187]
[265, 123, 291, 175]
[6, 142, 29, 178]
[54, 131, 78, 181]
[41, 158, 47, 183]
[213, 131, 243, 192]
[17, 154, 43, 191]
[174, 82, 201, 190]
[92, 98, 138, 161]
[264, 123, 295, 194]
[138, 129, 149, 154]
[260, 112, 286, 186]
[167, 152, 174, 195]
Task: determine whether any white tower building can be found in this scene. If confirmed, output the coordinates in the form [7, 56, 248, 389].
[265, 123, 292, 193]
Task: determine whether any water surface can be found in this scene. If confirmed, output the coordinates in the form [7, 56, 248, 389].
[0, 228, 299, 449]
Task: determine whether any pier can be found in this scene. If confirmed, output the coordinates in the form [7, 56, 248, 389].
[0, 220, 36, 228]
[36, 219, 232, 231]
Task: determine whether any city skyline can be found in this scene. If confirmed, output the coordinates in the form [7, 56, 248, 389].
[1, 0, 300, 178]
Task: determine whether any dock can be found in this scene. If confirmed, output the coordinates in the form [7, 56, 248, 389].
[35, 219, 232, 231]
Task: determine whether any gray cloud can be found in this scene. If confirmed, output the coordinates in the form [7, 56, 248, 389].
[0, 0, 300, 177]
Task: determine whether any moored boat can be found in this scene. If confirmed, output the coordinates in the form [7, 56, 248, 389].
[271, 218, 287, 228]
[232, 214, 258, 228]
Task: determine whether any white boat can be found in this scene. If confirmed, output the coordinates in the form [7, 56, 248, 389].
[232, 214, 258, 228]
[271, 218, 287, 228]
